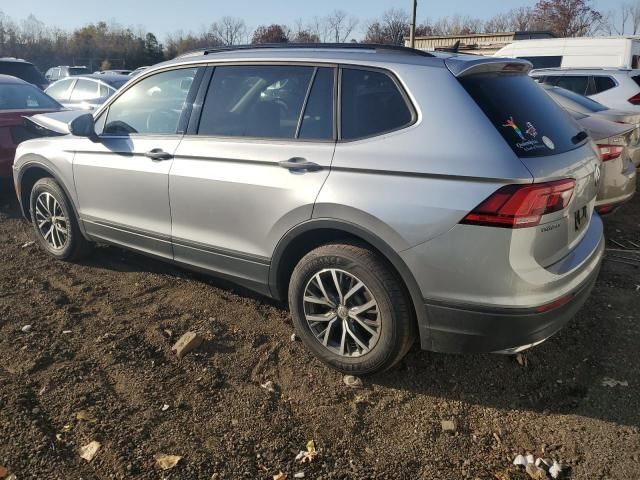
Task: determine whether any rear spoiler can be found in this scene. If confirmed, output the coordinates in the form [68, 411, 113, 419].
[445, 57, 533, 78]
[22, 110, 87, 136]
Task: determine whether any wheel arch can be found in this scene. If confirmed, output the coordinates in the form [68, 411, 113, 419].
[17, 159, 84, 235]
[269, 219, 427, 339]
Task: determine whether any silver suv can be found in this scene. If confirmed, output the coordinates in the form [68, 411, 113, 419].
[13, 45, 604, 375]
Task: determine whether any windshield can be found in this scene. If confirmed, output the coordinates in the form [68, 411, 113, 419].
[0, 83, 61, 110]
[460, 73, 584, 158]
[552, 86, 608, 112]
[68, 67, 89, 76]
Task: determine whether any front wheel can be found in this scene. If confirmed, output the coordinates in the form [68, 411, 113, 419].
[288, 242, 416, 375]
[29, 177, 91, 260]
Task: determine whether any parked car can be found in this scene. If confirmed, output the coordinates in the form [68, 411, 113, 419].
[0, 75, 63, 180]
[494, 37, 640, 69]
[566, 110, 636, 213]
[129, 66, 150, 76]
[541, 84, 640, 167]
[98, 69, 132, 76]
[531, 68, 640, 113]
[13, 45, 604, 374]
[44, 66, 91, 83]
[45, 74, 130, 110]
[0, 58, 48, 90]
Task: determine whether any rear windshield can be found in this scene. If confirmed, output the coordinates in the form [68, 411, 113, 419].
[68, 67, 90, 76]
[460, 73, 583, 158]
[0, 61, 46, 85]
[0, 83, 61, 110]
[551, 86, 607, 112]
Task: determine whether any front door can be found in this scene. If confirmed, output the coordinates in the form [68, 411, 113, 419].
[73, 67, 202, 258]
[170, 65, 336, 291]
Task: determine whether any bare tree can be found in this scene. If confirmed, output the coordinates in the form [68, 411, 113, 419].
[363, 8, 410, 45]
[325, 10, 358, 43]
[210, 16, 247, 46]
[485, 7, 538, 33]
[532, 0, 603, 37]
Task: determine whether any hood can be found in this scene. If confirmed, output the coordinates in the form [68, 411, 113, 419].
[572, 111, 634, 143]
[22, 109, 87, 135]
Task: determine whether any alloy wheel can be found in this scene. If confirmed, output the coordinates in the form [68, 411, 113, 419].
[303, 268, 381, 357]
[34, 192, 68, 250]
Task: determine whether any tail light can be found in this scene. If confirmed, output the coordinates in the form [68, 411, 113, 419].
[461, 179, 576, 229]
[628, 93, 640, 105]
[597, 144, 624, 162]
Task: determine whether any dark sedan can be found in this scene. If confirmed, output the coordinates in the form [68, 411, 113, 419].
[0, 75, 63, 179]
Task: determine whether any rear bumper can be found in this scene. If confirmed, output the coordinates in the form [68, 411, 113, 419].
[420, 236, 603, 354]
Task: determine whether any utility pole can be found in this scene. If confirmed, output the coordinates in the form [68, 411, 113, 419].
[409, 0, 418, 49]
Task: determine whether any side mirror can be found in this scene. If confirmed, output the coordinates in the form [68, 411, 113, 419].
[69, 113, 98, 141]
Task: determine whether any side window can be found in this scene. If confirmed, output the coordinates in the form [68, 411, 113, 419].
[593, 76, 616, 94]
[634, 55, 640, 69]
[45, 79, 73, 101]
[553, 75, 589, 95]
[341, 68, 413, 140]
[518, 56, 562, 69]
[103, 68, 198, 136]
[298, 68, 335, 140]
[99, 83, 111, 98]
[198, 65, 314, 139]
[70, 79, 99, 101]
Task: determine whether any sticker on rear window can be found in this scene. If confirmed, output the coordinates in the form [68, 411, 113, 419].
[502, 117, 551, 152]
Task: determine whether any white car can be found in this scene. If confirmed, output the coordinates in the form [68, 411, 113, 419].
[530, 68, 640, 112]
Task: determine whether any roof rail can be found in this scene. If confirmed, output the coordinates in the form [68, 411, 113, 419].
[177, 43, 434, 59]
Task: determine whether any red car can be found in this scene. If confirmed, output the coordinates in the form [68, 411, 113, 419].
[0, 74, 63, 179]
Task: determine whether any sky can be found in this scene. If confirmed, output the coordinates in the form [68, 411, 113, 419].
[0, 0, 628, 40]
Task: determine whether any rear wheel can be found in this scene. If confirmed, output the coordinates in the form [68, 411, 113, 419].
[288, 242, 416, 375]
[29, 177, 91, 260]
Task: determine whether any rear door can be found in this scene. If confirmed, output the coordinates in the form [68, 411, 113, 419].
[170, 64, 336, 290]
[73, 66, 203, 259]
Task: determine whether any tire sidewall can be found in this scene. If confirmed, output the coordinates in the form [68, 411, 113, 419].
[289, 250, 400, 374]
[30, 179, 77, 260]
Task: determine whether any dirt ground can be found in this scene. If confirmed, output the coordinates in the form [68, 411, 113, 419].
[0, 185, 638, 480]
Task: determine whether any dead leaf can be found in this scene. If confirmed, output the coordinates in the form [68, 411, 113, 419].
[155, 453, 182, 470]
[79, 441, 101, 462]
[494, 472, 511, 480]
[0, 466, 8, 478]
[273, 472, 286, 480]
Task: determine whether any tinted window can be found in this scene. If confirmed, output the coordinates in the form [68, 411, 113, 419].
[341, 68, 412, 140]
[299, 68, 334, 140]
[0, 61, 46, 85]
[593, 76, 616, 94]
[551, 86, 607, 112]
[104, 68, 197, 136]
[0, 84, 61, 110]
[199, 65, 314, 139]
[519, 56, 562, 69]
[550, 75, 589, 95]
[45, 79, 74, 101]
[68, 67, 89, 76]
[70, 79, 99, 101]
[460, 73, 583, 158]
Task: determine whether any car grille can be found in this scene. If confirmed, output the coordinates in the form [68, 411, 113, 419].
[10, 125, 39, 145]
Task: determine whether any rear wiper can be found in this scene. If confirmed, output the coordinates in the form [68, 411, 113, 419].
[571, 130, 588, 144]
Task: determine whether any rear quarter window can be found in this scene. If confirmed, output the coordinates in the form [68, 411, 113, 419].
[593, 76, 616, 94]
[340, 68, 413, 140]
[460, 73, 583, 158]
[0, 62, 46, 85]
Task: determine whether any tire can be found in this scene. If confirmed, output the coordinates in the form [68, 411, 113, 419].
[29, 177, 92, 261]
[288, 242, 416, 375]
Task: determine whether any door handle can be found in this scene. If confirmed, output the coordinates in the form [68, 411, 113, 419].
[144, 148, 173, 161]
[278, 157, 322, 172]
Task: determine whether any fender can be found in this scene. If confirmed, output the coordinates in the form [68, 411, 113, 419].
[16, 158, 87, 237]
[268, 218, 428, 338]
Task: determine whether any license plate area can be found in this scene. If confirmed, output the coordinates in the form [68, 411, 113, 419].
[574, 205, 588, 232]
